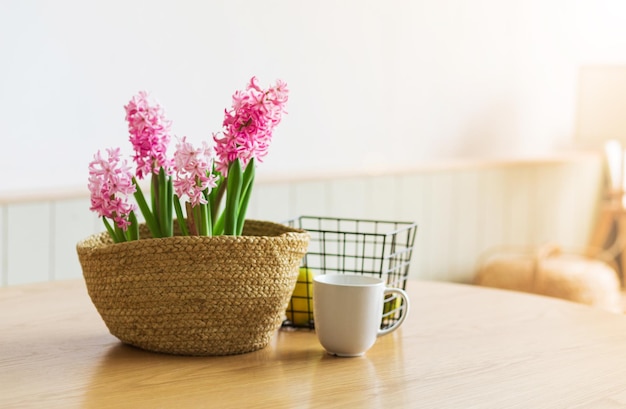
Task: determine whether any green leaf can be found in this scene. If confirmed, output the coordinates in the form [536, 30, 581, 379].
[209, 176, 226, 230]
[151, 172, 159, 228]
[194, 207, 202, 235]
[133, 178, 162, 238]
[200, 202, 211, 236]
[158, 168, 172, 237]
[224, 159, 243, 235]
[173, 195, 189, 236]
[236, 159, 256, 235]
[128, 211, 139, 241]
[165, 172, 174, 236]
[213, 210, 225, 236]
[103, 217, 121, 243]
[113, 223, 127, 243]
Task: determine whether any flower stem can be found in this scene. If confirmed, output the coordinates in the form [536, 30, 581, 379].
[185, 202, 198, 235]
[193, 205, 203, 236]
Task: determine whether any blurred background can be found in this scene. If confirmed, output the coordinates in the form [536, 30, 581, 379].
[2, 0, 626, 286]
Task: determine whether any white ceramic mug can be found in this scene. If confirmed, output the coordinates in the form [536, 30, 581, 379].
[312, 274, 410, 357]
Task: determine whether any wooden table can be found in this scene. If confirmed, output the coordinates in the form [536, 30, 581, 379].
[3, 280, 626, 408]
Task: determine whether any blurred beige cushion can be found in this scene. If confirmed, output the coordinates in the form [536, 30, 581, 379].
[475, 245, 623, 313]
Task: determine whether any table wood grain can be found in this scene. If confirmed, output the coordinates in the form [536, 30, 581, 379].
[3, 279, 626, 408]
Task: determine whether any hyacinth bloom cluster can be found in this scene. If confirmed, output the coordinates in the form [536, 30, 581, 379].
[125, 91, 173, 179]
[88, 148, 137, 237]
[214, 77, 289, 175]
[173, 137, 218, 207]
[88, 78, 288, 242]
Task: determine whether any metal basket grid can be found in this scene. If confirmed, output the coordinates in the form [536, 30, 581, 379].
[283, 216, 418, 329]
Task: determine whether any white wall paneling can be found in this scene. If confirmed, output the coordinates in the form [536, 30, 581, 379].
[53, 198, 100, 281]
[6, 202, 51, 285]
[1, 206, 6, 286]
[364, 175, 400, 221]
[475, 168, 508, 259]
[250, 183, 292, 223]
[397, 173, 429, 282]
[502, 166, 534, 246]
[449, 170, 481, 283]
[0, 154, 605, 287]
[426, 171, 455, 281]
[291, 181, 329, 219]
[327, 178, 369, 220]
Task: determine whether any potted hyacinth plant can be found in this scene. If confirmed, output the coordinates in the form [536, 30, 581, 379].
[76, 78, 310, 357]
[88, 77, 288, 242]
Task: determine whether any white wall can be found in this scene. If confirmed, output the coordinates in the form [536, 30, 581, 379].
[2, 0, 626, 195]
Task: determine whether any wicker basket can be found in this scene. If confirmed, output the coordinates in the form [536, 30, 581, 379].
[76, 220, 309, 356]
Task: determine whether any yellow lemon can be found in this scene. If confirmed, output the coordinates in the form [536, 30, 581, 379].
[285, 267, 315, 327]
[382, 293, 402, 318]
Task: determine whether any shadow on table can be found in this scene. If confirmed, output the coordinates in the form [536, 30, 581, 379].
[81, 339, 325, 408]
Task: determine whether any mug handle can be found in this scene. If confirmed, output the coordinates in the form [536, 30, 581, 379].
[378, 288, 410, 336]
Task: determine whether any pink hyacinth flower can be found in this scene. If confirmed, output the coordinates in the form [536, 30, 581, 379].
[214, 77, 289, 175]
[88, 148, 137, 230]
[173, 137, 218, 207]
[125, 91, 173, 179]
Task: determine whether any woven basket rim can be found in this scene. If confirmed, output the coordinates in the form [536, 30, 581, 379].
[77, 219, 308, 251]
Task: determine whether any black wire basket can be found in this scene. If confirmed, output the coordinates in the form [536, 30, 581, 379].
[282, 216, 418, 330]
